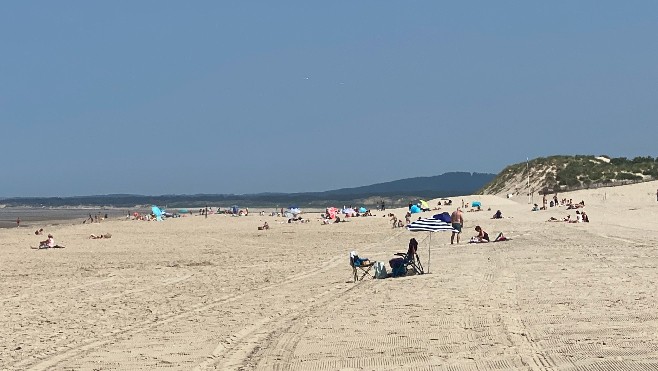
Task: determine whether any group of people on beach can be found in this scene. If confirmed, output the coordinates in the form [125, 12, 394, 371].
[547, 209, 590, 223]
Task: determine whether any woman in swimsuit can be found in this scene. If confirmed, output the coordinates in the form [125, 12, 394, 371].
[474, 226, 490, 243]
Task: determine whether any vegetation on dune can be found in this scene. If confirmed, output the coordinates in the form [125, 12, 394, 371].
[481, 155, 658, 195]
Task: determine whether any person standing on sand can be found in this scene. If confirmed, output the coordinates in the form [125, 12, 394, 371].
[16, 217, 20, 228]
[450, 208, 464, 244]
[656, 189, 658, 202]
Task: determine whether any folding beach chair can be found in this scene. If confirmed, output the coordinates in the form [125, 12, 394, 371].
[349, 251, 374, 282]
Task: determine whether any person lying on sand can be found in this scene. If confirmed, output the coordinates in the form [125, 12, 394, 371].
[89, 233, 112, 239]
[494, 232, 508, 242]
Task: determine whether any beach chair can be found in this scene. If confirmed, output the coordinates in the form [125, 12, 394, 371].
[349, 251, 374, 282]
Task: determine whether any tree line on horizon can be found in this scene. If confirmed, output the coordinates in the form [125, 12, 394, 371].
[0, 172, 496, 209]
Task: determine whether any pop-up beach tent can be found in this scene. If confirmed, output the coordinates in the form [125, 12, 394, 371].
[406, 218, 455, 273]
[410, 205, 421, 214]
[151, 206, 164, 221]
[358, 207, 367, 213]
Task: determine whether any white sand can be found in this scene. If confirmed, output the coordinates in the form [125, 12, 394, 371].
[2, 181, 658, 370]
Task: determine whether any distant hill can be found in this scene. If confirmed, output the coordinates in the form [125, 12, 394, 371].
[480, 155, 658, 197]
[0, 172, 495, 208]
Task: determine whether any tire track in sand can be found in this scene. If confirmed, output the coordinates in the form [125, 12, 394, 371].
[16, 253, 347, 371]
[193, 231, 406, 370]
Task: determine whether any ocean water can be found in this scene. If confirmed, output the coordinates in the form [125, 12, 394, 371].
[0, 207, 148, 229]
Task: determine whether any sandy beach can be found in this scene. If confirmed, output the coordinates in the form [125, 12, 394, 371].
[2, 181, 658, 370]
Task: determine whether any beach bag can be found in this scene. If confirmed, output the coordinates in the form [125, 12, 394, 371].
[374, 261, 387, 279]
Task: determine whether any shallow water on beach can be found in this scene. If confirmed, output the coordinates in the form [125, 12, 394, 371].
[0, 207, 147, 229]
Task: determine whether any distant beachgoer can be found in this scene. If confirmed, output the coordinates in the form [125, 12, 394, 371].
[656, 189, 658, 201]
[451, 208, 463, 244]
[39, 234, 55, 248]
[258, 222, 269, 230]
[35, 228, 44, 235]
[492, 210, 502, 219]
[16, 217, 20, 228]
[90, 233, 112, 239]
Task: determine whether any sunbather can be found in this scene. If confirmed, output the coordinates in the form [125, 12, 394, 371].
[89, 233, 112, 239]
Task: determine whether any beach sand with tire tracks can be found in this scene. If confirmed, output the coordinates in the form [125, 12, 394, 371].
[2, 180, 658, 370]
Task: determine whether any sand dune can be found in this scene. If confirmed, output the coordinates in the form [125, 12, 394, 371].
[2, 181, 658, 370]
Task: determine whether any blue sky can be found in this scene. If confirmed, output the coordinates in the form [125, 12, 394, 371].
[2, 1, 657, 197]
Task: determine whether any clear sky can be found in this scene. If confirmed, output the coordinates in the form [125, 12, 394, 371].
[2, 1, 657, 197]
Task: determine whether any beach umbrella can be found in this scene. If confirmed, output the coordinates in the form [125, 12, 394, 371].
[406, 218, 455, 273]
[326, 207, 339, 219]
[420, 200, 430, 210]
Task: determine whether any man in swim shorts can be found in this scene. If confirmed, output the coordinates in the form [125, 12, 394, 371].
[451, 207, 464, 244]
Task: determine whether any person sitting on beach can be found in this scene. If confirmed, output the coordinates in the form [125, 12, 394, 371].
[334, 216, 342, 223]
[492, 210, 503, 219]
[531, 204, 540, 212]
[407, 238, 418, 260]
[473, 226, 489, 243]
[39, 234, 55, 248]
[397, 219, 404, 228]
[581, 211, 590, 223]
[35, 228, 44, 235]
[258, 222, 270, 230]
